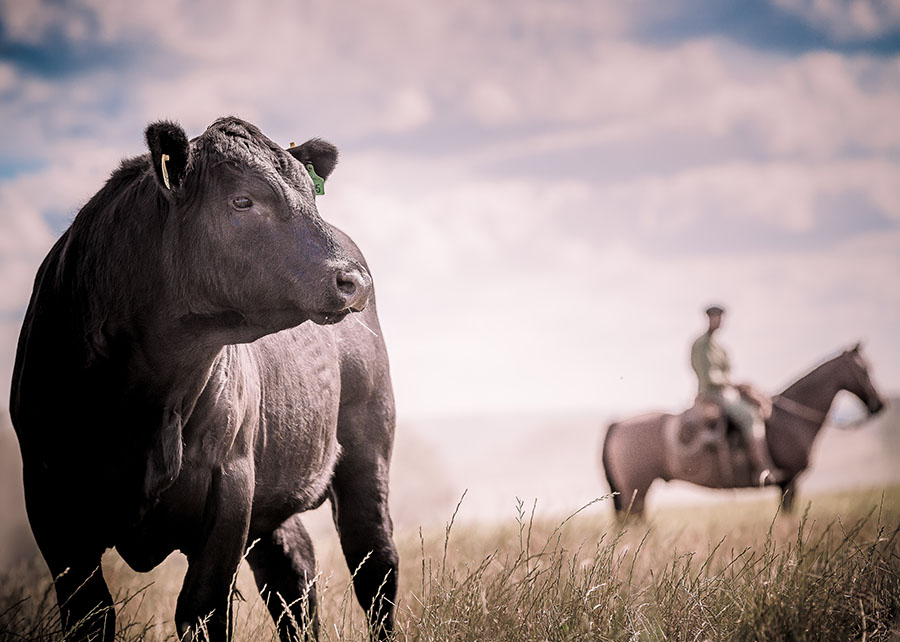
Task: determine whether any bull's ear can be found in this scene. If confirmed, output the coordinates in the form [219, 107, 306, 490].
[287, 138, 339, 181]
[145, 121, 190, 191]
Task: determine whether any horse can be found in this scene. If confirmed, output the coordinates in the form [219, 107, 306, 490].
[10, 117, 397, 641]
[601, 344, 885, 518]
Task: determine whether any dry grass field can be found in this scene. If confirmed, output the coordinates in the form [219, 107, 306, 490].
[1, 485, 899, 641]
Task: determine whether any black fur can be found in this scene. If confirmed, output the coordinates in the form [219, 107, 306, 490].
[145, 121, 190, 190]
[287, 138, 339, 180]
[11, 117, 397, 642]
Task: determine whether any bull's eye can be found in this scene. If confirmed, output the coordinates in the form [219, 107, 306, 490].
[232, 196, 253, 210]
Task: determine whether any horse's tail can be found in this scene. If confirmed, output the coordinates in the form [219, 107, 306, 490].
[601, 422, 624, 513]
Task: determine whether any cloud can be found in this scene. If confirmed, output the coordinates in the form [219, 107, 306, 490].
[0, 62, 15, 91]
[770, 0, 900, 42]
[595, 158, 900, 237]
[346, 152, 900, 261]
[0, 0, 84, 44]
[319, 152, 900, 416]
[425, 231, 900, 417]
[371, 224, 900, 417]
[459, 42, 900, 174]
[465, 82, 520, 126]
[381, 87, 433, 133]
[4, 3, 899, 166]
[0, 0, 898, 419]
[0, 144, 123, 314]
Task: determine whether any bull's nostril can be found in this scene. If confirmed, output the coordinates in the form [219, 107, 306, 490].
[334, 267, 371, 312]
[336, 271, 361, 297]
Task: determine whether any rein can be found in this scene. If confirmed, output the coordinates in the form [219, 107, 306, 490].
[772, 351, 877, 427]
[833, 355, 879, 429]
[772, 395, 828, 425]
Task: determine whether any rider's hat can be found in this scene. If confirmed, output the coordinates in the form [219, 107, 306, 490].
[704, 304, 725, 316]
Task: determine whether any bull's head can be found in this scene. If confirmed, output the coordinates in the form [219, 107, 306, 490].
[145, 117, 371, 341]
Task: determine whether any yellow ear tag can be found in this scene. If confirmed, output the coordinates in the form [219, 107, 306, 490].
[160, 153, 171, 190]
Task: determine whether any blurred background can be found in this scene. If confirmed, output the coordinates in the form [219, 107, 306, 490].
[2, 0, 899, 568]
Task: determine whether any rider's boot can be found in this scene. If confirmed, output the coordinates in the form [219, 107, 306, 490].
[749, 433, 784, 487]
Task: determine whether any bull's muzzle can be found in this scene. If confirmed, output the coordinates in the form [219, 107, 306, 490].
[335, 266, 372, 312]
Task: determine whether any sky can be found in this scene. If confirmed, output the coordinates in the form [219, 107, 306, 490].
[1, 0, 900, 423]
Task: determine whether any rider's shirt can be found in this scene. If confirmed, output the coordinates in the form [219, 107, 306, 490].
[690, 331, 731, 397]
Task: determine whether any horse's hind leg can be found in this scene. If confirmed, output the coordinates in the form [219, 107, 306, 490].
[246, 515, 319, 642]
[331, 402, 398, 640]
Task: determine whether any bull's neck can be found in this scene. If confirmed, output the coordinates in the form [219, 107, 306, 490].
[51, 286, 223, 418]
[64, 274, 242, 408]
[112, 312, 225, 404]
[57, 208, 294, 393]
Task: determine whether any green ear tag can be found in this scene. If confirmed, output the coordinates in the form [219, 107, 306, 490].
[305, 162, 325, 196]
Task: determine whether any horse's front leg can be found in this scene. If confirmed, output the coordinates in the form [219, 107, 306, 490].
[175, 460, 253, 641]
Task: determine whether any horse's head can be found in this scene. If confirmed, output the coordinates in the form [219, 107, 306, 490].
[145, 117, 371, 340]
[840, 343, 885, 416]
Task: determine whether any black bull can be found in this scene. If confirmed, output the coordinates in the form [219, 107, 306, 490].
[10, 117, 397, 641]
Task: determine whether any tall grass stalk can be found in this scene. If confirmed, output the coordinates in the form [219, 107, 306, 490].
[1, 487, 899, 641]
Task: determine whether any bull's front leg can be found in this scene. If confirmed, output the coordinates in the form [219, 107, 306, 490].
[23, 466, 116, 642]
[175, 460, 253, 641]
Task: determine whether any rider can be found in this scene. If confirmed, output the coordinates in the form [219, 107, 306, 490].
[690, 304, 784, 486]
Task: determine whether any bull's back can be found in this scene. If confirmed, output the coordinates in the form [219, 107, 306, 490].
[10, 237, 71, 447]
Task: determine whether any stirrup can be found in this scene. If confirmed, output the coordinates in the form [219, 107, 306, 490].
[758, 468, 785, 487]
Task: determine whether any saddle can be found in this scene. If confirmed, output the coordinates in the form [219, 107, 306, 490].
[680, 384, 772, 444]
[734, 383, 773, 420]
[675, 397, 723, 447]
[663, 386, 773, 486]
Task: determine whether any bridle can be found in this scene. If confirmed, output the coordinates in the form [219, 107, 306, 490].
[841, 352, 879, 412]
[773, 351, 878, 426]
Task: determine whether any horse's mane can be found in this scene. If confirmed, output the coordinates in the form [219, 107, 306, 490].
[778, 350, 847, 399]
